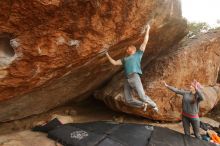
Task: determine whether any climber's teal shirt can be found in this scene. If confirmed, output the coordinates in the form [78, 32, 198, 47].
[121, 50, 144, 76]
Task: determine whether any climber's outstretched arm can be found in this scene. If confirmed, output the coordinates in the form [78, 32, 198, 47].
[106, 52, 122, 66]
[139, 24, 151, 52]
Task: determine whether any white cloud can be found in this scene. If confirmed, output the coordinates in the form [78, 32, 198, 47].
[181, 0, 220, 26]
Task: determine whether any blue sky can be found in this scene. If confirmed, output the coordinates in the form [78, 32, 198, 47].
[181, 0, 220, 26]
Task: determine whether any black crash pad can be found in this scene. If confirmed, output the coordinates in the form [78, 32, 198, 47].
[148, 126, 216, 146]
[33, 121, 216, 146]
[48, 121, 153, 146]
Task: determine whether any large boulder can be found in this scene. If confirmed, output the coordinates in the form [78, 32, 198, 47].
[0, 0, 187, 122]
[96, 31, 220, 121]
[207, 74, 220, 122]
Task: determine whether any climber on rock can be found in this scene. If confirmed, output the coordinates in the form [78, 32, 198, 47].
[105, 24, 159, 112]
[163, 80, 205, 139]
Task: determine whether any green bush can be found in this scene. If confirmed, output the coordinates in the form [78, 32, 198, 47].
[187, 22, 210, 37]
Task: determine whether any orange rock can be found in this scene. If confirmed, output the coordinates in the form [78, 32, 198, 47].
[0, 0, 186, 122]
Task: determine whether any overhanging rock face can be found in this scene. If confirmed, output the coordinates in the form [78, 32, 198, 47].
[0, 0, 187, 122]
[96, 31, 220, 121]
